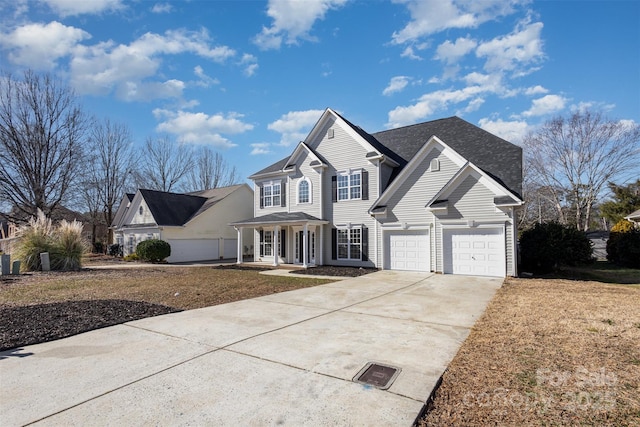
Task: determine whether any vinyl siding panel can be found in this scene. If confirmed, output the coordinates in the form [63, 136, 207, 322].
[433, 174, 513, 274]
[310, 118, 377, 266]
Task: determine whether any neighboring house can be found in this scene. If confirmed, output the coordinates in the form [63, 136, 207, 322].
[112, 184, 254, 263]
[231, 108, 523, 277]
[624, 209, 640, 228]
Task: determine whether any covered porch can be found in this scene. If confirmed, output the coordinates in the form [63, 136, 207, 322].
[231, 212, 329, 268]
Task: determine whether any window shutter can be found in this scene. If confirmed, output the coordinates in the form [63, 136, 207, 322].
[281, 180, 286, 207]
[280, 229, 286, 257]
[259, 186, 264, 209]
[331, 176, 337, 203]
[259, 230, 264, 256]
[362, 170, 369, 200]
[361, 226, 369, 261]
[331, 228, 337, 260]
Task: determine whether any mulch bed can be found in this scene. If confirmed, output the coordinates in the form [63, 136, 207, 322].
[289, 265, 378, 277]
[0, 300, 180, 352]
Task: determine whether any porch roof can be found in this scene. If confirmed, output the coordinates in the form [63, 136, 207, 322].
[230, 212, 328, 227]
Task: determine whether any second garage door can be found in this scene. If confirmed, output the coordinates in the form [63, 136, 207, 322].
[387, 230, 430, 272]
[443, 228, 505, 277]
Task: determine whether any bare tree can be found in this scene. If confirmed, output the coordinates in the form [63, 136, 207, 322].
[134, 136, 193, 192]
[0, 70, 87, 221]
[85, 119, 137, 243]
[184, 146, 240, 191]
[524, 109, 640, 231]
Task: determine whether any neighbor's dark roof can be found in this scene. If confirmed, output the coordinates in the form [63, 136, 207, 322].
[250, 114, 522, 198]
[230, 212, 326, 226]
[373, 116, 522, 198]
[139, 189, 207, 226]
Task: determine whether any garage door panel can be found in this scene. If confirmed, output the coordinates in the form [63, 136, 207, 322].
[387, 231, 430, 272]
[443, 228, 505, 277]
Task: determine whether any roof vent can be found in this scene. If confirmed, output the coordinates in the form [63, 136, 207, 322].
[327, 128, 334, 139]
[430, 158, 440, 172]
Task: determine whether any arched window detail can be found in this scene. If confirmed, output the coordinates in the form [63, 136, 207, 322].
[298, 178, 311, 204]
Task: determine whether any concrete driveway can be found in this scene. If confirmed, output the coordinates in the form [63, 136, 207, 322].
[0, 271, 502, 426]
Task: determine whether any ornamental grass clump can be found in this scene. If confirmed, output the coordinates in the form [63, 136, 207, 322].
[14, 210, 89, 271]
[51, 219, 89, 271]
[13, 211, 55, 271]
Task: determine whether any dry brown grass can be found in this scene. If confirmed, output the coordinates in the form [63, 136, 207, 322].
[0, 267, 333, 310]
[420, 278, 640, 426]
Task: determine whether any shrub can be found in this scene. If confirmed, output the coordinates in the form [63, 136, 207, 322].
[607, 229, 640, 269]
[13, 211, 88, 271]
[136, 239, 171, 263]
[13, 211, 55, 271]
[108, 243, 123, 257]
[520, 222, 594, 273]
[611, 219, 635, 233]
[123, 253, 139, 262]
[51, 219, 89, 271]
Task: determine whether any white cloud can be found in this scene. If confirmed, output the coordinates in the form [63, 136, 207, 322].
[41, 0, 123, 16]
[254, 0, 348, 50]
[391, 0, 522, 44]
[476, 21, 544, 73]
[194, 65, 220, 88]
[239, 53, 259, 77]
[69, 29, 236, 100]
[116, 79, 185, 102]
[400, 46, 421, 60]
[0, 21, 90, 69]
[153, 109, 254, 148]
[435, 37, 477, 64]
[251, 143, 272, 155]
[151, 3, 172, 13]
[478, 117, 530, 144]
[521, 94, 567, 117]
[383, 76, 411, 96]
[459, 97, 484, 114]
[387, 85, 488, 127]
[524, 85, 548, 95]
[268, 109, 324, 145]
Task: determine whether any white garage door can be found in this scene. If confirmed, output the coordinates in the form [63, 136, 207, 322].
[166, 239, 220, 263]
[387, 230, 430, 272]
[443, 228, 505, 277]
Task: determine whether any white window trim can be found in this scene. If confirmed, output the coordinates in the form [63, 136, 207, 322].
[337, 169, 362, 201]
[297, 177, 312, 204]
[262, 181, 281, 208]
[336, 226, 362, 260]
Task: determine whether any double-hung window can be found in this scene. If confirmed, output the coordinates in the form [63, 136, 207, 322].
[337, 228, 361, 260]
[298, 179, 310, 204]
[262, 182, 281, 207]
[337, 170, 361, 201]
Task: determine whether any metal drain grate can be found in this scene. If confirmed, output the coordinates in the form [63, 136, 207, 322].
[353, 362, 401, 390]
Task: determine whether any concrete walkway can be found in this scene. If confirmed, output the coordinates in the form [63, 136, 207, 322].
[0, 271, 502, 426]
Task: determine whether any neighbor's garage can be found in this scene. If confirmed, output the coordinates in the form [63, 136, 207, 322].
[165, 239, 220, 263]
[443, 228, 505, 277]
[386, 230, 430, 272]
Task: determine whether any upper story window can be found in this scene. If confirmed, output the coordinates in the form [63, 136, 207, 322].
[298, 178, 311, 204]
[332, 170, 368, 202]
[259, 180, 286, 208]
[338, 171, 361, 201]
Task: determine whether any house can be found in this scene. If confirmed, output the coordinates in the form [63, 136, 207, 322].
[624, 208, 640, 228]
[112, 184, 254, 263]
[230, 108, 523, 277]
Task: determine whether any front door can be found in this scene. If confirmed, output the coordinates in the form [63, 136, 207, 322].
[295, 229, 315, 264]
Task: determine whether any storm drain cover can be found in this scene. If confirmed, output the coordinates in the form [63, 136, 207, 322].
[353, 362, 401, 390]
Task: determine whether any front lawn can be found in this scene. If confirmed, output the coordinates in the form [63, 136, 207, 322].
[420, 276, 640, 426]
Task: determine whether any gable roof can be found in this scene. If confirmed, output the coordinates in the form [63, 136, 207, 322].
[373, 116, 522, 198]
[251, 112, 523, 199]
[137, 184, 248, 227]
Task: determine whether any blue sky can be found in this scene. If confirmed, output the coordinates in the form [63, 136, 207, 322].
[1, 0, 638, 183]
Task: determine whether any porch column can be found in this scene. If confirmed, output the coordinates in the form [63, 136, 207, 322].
[235, 227, 242, 264]
[302, 223, 308, 268]
[273, 225, 280, 267]
[318, 224, 323, 265]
